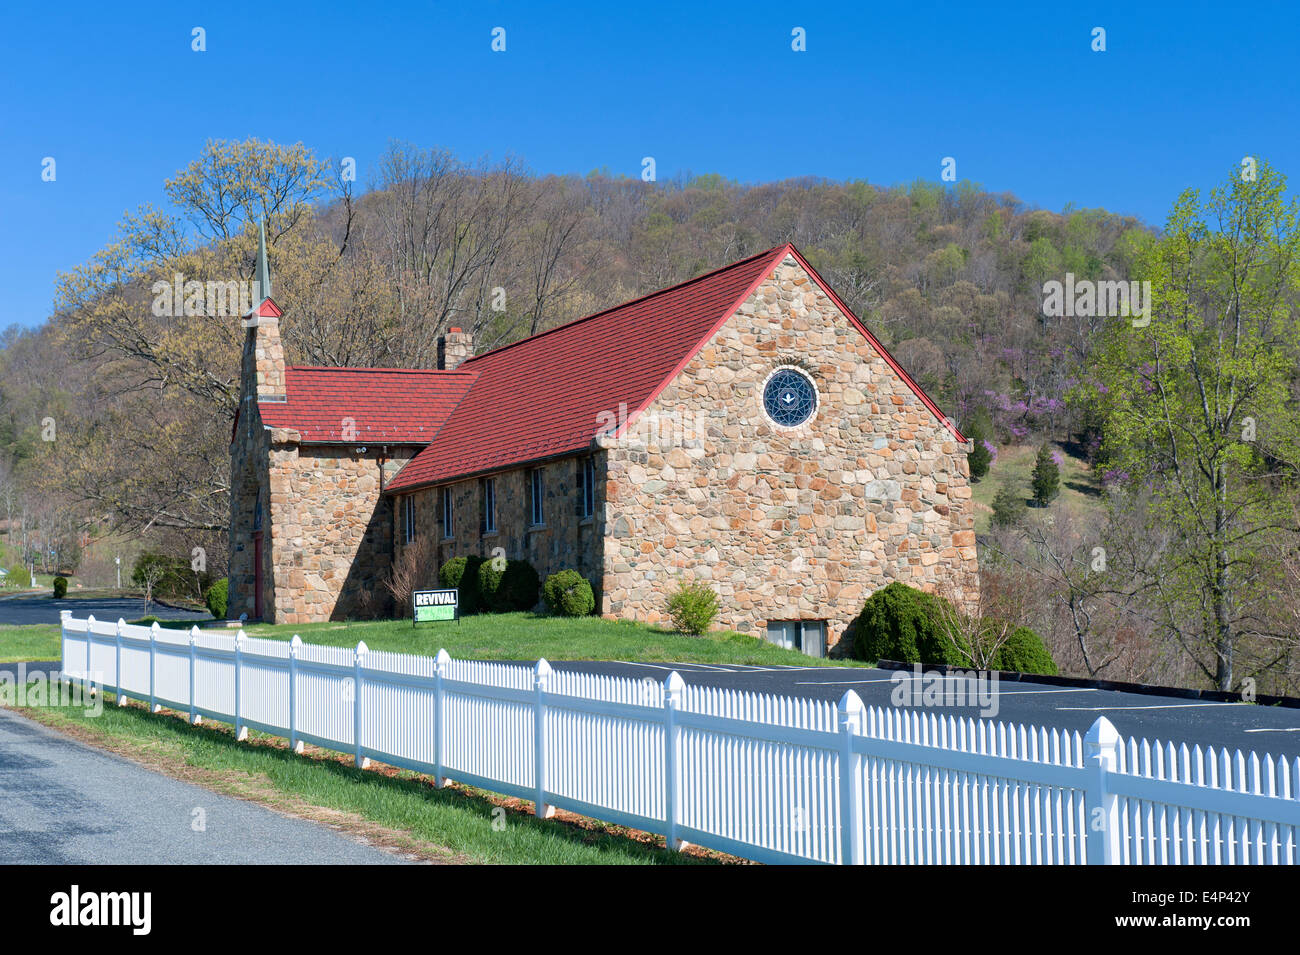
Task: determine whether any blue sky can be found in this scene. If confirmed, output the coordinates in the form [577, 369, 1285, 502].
[2, 0, 1297, 328]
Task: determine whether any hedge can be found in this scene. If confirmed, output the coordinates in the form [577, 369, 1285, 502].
[542, 570, 595, 617]
[852, 582, 1056, 675]
[205, 578, 229, 620]
[438, 555, 486, 614]
[478, 558, 540, 613]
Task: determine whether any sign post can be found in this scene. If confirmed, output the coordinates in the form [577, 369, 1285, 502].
[413, 588, 459, 626]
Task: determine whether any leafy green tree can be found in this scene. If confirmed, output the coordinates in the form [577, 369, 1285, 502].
[1031, 445, 1060, 506]
[1085, 160, 1300, 691]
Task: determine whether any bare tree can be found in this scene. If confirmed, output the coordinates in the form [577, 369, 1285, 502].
[381, 535, 435, 615]
[933, 566, 1030, 670]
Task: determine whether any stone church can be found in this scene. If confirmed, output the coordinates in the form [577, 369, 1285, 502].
[230, 231, 978, 655]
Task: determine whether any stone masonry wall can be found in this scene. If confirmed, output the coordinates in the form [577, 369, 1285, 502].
[601, 254, 978, 653]
[393, 454, 607, 604]
[265, 444, 418, 624]
[228, 396, 271, 621]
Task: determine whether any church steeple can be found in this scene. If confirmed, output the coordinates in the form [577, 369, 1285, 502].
[254, 217, 272, 303]
[241, 217, 286, 402]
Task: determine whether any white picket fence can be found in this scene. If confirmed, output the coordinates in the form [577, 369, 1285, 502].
[59, 611, 1300, 864]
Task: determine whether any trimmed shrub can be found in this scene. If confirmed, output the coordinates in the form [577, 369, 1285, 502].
[205, 578, 229, 620]
[852, 582, 1058, 675]
[666, 580, 719, 635]
[478, 558, 540, 613]
[851, 582, 964, 666]
[543, 570, 595, 617]
[438, 555, 486, 614]
[993, 625, 1058, 675]
[52, 576, 68, 599]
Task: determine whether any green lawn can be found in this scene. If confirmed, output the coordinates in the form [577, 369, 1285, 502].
[970, 440, 1102, 535]
[19, 696, 727, 865]
[0, 625, 62, 663]
[0, 611, 865, 668]
[236, 612, 863, 667]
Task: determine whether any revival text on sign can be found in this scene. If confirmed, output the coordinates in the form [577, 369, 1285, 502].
[413, 588, 459, 624]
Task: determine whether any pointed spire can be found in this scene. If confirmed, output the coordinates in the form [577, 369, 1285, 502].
[254, 218, 272, 302]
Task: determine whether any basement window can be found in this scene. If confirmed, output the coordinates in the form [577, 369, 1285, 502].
[765, 620, 826, 658]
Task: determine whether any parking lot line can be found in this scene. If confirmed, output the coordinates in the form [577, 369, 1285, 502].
[1056, 702, 1249, 711]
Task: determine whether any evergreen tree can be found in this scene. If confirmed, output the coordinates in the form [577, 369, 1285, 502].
[966, 423, 991, 481]
[1031, 445, 1060, 506]
[991, 481, 1026, 527]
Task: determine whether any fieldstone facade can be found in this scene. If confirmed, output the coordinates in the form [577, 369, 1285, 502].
[229, 300, 420, 624]
[600, 256, 978, 652]
[232, 246, 977, 655]
[394, 455, 607, 598]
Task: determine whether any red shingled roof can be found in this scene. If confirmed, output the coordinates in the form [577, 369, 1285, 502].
[383, 245, 791, 492]
[258, 367, 477, 444]
[248, 244, 963, 488]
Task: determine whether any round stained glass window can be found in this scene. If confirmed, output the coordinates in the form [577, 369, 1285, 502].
[763, 367, 817, 427]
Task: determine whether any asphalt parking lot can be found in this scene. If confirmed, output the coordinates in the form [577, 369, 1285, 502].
[546, 660, 1300, 760]
[0, 594, 211, 627]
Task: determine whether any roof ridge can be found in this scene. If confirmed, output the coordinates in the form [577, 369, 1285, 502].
[286, 365, 474, 375]
[462, 244, 792, 366]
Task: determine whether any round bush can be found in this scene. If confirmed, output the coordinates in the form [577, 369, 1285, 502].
[52, 576, 68, 599]
[993, 625, 1057, 675]
[478, 558, 540, 613]
[438, 555, 486, 614]
[666, 581, 719, 635]
[205, 578, 228, 620]
[851, 582, 964, 665]
[542, 570, 595, 617]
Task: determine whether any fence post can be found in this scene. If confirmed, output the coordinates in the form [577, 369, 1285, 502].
[838, 690, 866, 865]
[59, 610, 71, 684]
[234, 630, 247, 741]
[353, 641, 369, 769]
[289, 635, 302, 753]
[664, 671, 687, 850]
[433, 649, 450, 787]
[188, 625, 201, 725]
[1085, 716, 1122, 865]
[85, 614, 94, 692]
[115, 619, 127, 706]
[533, 658, 554, 818]
[148, 622, 160, 713]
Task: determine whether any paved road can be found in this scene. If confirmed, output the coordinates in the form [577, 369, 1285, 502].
[0, 594, 211, 627]
[544, 660, 1300, 760]
[0, 706, 403, 864]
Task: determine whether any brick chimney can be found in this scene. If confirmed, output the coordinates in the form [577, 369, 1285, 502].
[438, 327, 474, 370]
[241, 219, 286, 403]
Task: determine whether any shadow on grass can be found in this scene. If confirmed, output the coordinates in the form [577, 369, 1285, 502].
[77, 695, 725, 866]
[1064, 479, 1102, 498]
